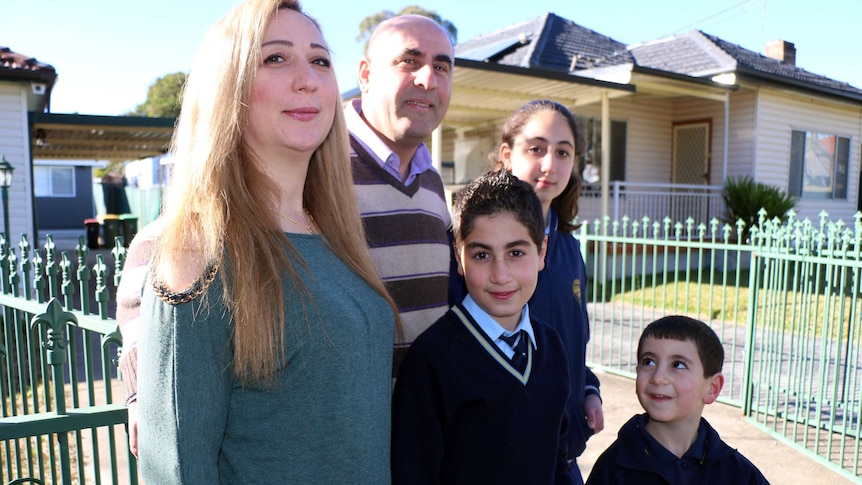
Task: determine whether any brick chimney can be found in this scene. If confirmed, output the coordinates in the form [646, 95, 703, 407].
[765, 40, 796, 66]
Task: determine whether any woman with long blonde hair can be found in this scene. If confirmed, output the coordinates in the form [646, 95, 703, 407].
[136, 1, 398, 482]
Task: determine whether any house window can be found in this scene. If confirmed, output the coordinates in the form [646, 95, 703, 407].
[34, 166, 75, 197]
[578, 117, 626, 186]
[788, 130, 849, 200]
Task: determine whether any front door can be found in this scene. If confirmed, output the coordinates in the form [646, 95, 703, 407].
[672, 120, 711, 222]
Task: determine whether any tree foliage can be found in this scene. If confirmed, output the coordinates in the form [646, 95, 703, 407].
[356, 6, 457, 49]
[128, 71, 186, 118]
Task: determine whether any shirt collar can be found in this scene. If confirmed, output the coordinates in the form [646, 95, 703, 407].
[684, 419, 708, 461]
[545, 207, 558, 235]
[462, 294, 537, 350]
[637, 414, 708, 463]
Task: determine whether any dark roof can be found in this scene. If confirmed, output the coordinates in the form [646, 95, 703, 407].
[457, 14, 862, 102]
[457, 16, 540, 66]
[0, 45, 56, 82]
[1, 45, 58, 113]
[629, 31, 732, 76]
[702, 32, 862, 96]
[456, 13, 630, 71]
[531, 14, 629, 71]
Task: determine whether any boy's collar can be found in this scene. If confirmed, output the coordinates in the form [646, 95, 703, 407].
[461, 294, 536, 349]
[638, 413, 708, 461]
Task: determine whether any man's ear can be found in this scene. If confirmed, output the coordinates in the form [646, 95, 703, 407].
[358, 58, 371, 93]
[703, 373, 724, 404]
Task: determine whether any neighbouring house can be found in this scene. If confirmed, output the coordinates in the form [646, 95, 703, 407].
[33, 158, 106, 231]
[0, 46, 54, 244]
[1, 45, 173, 249]
[437, 13, 862, 225]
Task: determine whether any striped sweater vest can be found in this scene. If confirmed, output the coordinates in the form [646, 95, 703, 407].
[350, 135, 451, 345]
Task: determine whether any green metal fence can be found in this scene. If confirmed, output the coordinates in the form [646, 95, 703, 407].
[0, 234, 135, 485]
[580, 210, 862, 481]
[2, 209, 862, 482]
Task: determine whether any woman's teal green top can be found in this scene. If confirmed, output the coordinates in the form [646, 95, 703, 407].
[138, 234, 395, 484]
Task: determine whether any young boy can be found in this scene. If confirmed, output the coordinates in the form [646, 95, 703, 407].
[392, 170, 573, 485]
[586, 315, 769, 484]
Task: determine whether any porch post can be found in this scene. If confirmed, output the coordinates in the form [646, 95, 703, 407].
[600, 92, 610, 218]
[722, 93, 729, 182]
[431, 125, 442, 173]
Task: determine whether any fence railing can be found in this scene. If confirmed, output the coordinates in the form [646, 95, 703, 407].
[579, 181, 725, 225]
[3, 208, 862, 482]
[0, 234, 135, 485]
[579, 209, 862, 481]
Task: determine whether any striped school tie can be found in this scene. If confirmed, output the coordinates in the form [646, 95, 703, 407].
[501, 330, 528, 373]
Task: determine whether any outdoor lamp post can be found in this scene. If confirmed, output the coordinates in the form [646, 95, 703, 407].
[0, 154, 14, 243]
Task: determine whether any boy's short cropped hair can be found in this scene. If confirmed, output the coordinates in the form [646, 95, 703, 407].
[637, 315, 724, 377]
[452, 170, 544, 250]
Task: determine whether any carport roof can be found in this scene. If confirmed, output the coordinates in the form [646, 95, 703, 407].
[29, 112, 175, 161]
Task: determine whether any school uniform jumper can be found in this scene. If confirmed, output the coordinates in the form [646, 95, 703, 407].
[448, 208, 601, 465]
[392, 303, 573, 485]
[531, 209, 601, 459]
[586, 414, 770, 485]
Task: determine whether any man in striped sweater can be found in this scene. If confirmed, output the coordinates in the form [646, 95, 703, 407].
[345, 15, 454, 370]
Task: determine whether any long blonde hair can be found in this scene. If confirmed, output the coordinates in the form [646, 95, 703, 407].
[155, 0, 398, 386]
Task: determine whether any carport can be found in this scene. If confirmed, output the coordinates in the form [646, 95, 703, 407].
[29, 112, 174, 161]
[27, 112, 175, 247]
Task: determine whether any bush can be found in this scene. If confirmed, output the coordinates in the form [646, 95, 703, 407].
[721, 176, 795, 233]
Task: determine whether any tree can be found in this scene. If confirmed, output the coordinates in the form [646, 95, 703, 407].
[128, 71, 186, 118]
[356, 6, 457, 49]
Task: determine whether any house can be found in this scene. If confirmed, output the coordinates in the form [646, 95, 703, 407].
[33, 158, 106, 232]
[440, 13, 862, 224]
[0, 45, 174, 249]
[0, 46, 54, 245]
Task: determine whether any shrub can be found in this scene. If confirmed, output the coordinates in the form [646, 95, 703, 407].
[721, 175, 795, 233]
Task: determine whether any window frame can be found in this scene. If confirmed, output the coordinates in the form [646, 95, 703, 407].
[34, 166, 76, 198]
[788, 129, 850, 200]
[578, 117, 627, 186]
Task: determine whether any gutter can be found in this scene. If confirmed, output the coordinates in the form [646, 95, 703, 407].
[454, 58, 636, 93]
[735, 64, 862, 105]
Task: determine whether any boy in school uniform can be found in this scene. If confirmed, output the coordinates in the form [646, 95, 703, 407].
[586, 315, 769, 485]
[392, 170, 573, 485]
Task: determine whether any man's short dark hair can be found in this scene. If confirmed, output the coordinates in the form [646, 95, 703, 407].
[452, 170, 544, 250]
[637, 315, 725, 376]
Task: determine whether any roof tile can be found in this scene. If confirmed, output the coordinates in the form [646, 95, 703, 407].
[0, 45, 56, 74]
[457, 13, 862, 99]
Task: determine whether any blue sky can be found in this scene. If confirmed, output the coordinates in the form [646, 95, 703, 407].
[4, 0, 860, 116]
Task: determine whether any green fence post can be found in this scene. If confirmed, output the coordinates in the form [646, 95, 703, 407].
[18, 237, 31, 301]
[742, 223, 760, 416]
[44, 236, 57, 300]
[75, 238, 91, 316]
[30, 299, 77, 485]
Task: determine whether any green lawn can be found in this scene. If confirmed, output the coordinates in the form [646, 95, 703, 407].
[596, 269, 860, 341]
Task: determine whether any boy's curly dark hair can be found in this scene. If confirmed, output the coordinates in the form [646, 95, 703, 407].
[452, 170, 544, 251]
